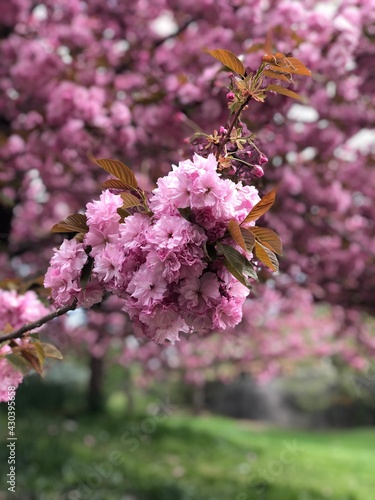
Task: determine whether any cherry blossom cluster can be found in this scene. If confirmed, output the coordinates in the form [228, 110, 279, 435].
[0, 290, 49, 402]
[2, 0, 375, 396]
[45, 153, 261, 343]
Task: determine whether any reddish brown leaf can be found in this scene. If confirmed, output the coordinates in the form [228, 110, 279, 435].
[266, 84, 303, 101]
[120, 192, 142, 209]
[240, 228, 256, 252]
[248, 226, 283, 255]
[102, 179, 131, 190]
[91, 157, 138, 189]
[243, 190, 276, 224]
[254, 241, 279, 272]
[51, 213, 88, 234]
[206, 48, 246, 76]
[263, 69, 291, 82]
[228, 220, 247, 252]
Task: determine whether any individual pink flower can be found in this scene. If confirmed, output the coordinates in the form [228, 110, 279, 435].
[84, 225, 119, 257]
[93, 243, 125, 284]
[179, 272, 221, 314]
[85, 190, 123, 230]
[77, 278, 104, 308]
[213, 298, 244, 330]
[119, 213, 151, 251]
[126, 264, 168, 306]
[138, 303, 189, 344]
[44, 239, 88, 306]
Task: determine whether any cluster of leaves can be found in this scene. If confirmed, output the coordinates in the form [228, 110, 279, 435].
[5, 335, 63, 376]
[51, 157, 144, 237]
[223, 189, 282, 287]
[189, 49, 311, 179]
[207, 48, 311, 106]
[0, 278, 63, 376]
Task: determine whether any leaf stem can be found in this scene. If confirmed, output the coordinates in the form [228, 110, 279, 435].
[215, 96, 251, 160]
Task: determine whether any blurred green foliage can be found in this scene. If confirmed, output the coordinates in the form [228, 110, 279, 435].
[0, 409, 374, 499]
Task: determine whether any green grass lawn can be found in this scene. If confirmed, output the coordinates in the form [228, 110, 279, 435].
[1, 410, 374, 500]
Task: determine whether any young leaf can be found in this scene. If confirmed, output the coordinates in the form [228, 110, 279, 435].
[51, 214, 88, 234]
[222, 257, 248, 287]
[242, 190, 276, 224]
[248, 226, 283, 255]
[80, 256, 94, 291]
[284, 57, 311, 76]
[267, 58, 311, 77]
[120, 192, 142, 209]
[39, 342, 63, 360]
[6, 353, 31, 374]
[91, 157, 138, 189]
[14, 345, 44, 375]
[103, 179, 131, 190]
[217, 243, 258, 284]
[266, 84, 303, 101]
[228, 220, 247, 252]
[33, 341, 46, 367]
[178, 207, 192, 221]
[75, 232, 85, 243]
[117, 208, 130, 220]
[263, 69, 291, 82]
[204, 242, 217, 261]
[254, 241, 279, 272]
[240, 227, 256, 252]
[206, 49, 246, 76]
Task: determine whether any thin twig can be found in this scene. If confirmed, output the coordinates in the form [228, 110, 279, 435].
[153, 17, 197, 49]
[215, 97, 251, 160]
[0, 299, 78, 343]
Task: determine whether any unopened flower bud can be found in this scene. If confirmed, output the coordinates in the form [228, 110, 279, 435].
[252, 165, 264, 178]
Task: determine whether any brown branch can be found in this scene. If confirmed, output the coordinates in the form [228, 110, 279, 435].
[153, 17, 197, 49]
[0, 299, 78, 343]
[215, 97, 251, 160]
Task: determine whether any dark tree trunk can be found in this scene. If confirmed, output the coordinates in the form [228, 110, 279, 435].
[125, 373, 135, 415]
[192, 384, 205, 415]
[87, 354, 105, 413]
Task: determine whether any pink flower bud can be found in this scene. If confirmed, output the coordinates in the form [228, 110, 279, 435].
[252, 165, 264, 178]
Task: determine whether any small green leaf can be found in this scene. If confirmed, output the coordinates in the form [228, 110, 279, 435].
[217, 242, 258, 285]
[223, 258, 248, 287]
[6, 353, 30, 374]
[33, 341, 46, 367]
[206, 49, 246, 76]
[51, 214, 88, 234]
[39, 342, 63, 360]
[243, 190, 276, 224]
